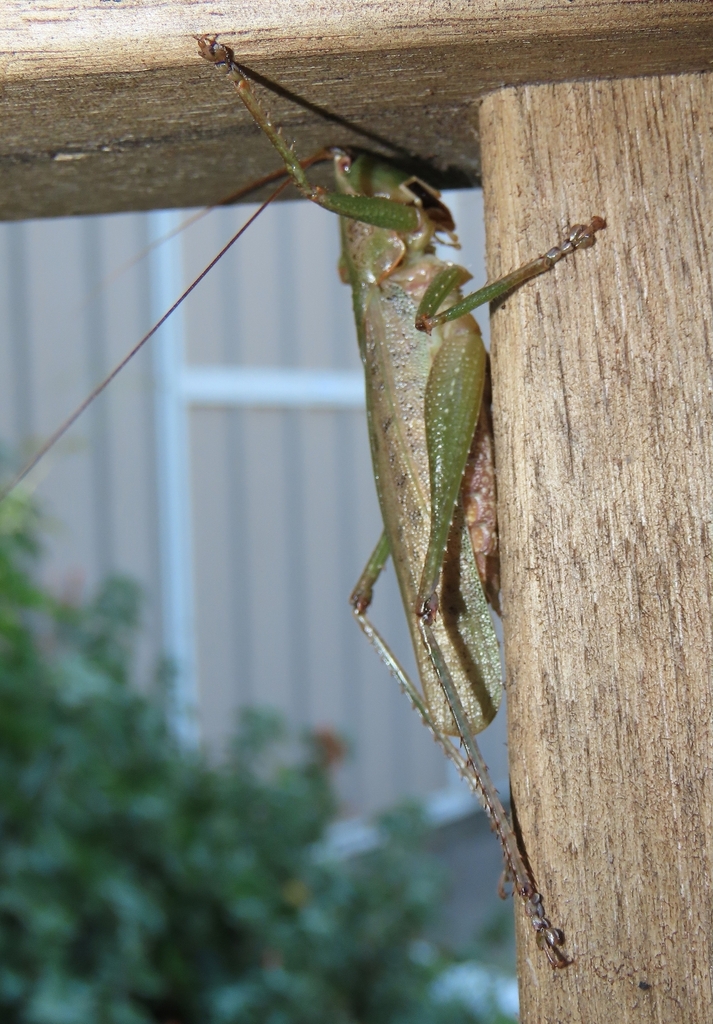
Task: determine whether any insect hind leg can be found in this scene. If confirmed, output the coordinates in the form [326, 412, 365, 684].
[352, 538, 571, 968]
[418, 615, 571, 968]
[351, 534, 496, 800]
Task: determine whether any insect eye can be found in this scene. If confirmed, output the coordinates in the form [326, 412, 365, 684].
[335, 155, 353, 175]
[400, 179, 455, 233]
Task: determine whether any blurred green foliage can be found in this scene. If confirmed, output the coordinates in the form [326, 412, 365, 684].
[0, 486, 507, 1024]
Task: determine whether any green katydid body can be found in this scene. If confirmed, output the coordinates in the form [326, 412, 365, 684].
[0, 35, 605, 971]
[334, 152, 502, 737]
[197, 33, 605, 967]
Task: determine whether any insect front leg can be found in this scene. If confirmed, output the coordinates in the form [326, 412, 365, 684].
[197, 36, 419, 234]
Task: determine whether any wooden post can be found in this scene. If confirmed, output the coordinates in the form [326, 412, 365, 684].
[481, 75, 713, 1021]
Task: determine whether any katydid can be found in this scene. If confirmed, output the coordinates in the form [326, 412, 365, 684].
[196, 36, 604, 968]
[0, 35, 604, 970]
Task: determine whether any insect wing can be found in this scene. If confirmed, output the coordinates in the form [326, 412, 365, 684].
[421, 313, 487, 607]
[362, 278, 502, 736]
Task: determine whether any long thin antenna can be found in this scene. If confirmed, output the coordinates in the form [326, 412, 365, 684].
[0, 177, 292, 503]
[73, 150, 332, 314]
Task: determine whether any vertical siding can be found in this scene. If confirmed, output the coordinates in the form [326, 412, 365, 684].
[0, 189, 508, 819]
[0, 213, 162, 686]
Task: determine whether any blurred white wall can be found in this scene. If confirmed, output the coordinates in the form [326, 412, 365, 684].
[0, 189, 508, 821]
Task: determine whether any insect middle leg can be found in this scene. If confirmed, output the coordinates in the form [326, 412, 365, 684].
[350, 533, 571, 967]
[350, 533, 443, 737]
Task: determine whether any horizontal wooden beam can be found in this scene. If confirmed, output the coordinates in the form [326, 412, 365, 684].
[2, 1, 712, 220]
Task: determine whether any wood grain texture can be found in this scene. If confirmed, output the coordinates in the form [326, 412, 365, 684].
[481, 74, 713, 1021]
[2, 1, 713, 219]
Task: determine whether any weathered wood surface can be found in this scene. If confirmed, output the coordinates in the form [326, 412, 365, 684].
[481, 74, 713, 1022]
[2, 1, 713, 219]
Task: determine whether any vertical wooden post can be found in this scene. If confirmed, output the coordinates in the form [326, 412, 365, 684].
[481, 75, 713, 1021]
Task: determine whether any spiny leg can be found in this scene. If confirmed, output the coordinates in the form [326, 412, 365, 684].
[351, 536, 501, 804]
[410, 219, 606, 966]
[350, 534, 444, 740]
[418, 615, 571, 968]
[197, 36, 419, 234]
[351, 534, 570, 967]
[416, 217, 606, 334]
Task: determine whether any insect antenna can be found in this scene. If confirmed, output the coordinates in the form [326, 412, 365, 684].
[72, 150, 332, 318]
[0, 175, 296, 503]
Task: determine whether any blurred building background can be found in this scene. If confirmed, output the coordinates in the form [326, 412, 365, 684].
[0, 189, 510, 935]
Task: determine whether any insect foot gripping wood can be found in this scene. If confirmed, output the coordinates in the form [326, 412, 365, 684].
[198, 34, 605, 968]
